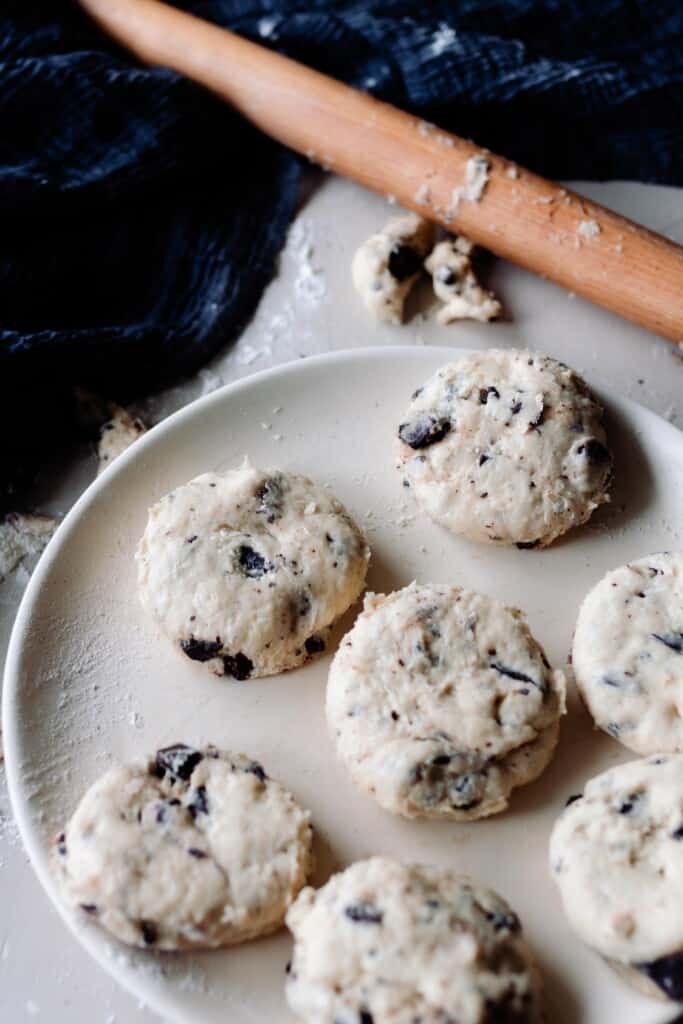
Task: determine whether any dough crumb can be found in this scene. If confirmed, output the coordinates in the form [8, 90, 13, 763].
[425, 238, 501, 324]
[351, 213, 434, 324]
[97, 407, 147, 476]
[0, 512, 59, 582]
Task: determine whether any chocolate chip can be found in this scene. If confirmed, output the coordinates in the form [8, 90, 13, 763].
[436, 266, 456, 286]
[388, 243, 422, 281]
[671, 825, 683, 840]
[565, 793, 583, 807]
[601, 675, 622, 688]
[247, 762, 267, 783]
[181, 637, 222, 662]
[398, 415, 451, 450]
[154, 744, 203, 781]
[237, 545, 273, 578]
[188, 847, 207, 858]
[479, 453, 490, 465]
[285, 960, 292, 974]
[140, 920, 157, 945]
[479, 386, 500, 404]
[186, 535, 198, 544]
[80, 903, 98, 914]
[510, 400, 523, 415]
[391, 710, 400, 721]
[490, 661, 542, 691]
[516, 540, 539, 550]
[223, 652, 254, 680]
[345, 903, 383, 924]
[637, 952, 683, 1000]
[56, 832, 67, 856]
[529, 400, 546, 430]
[305, 635, 326, 655]
[652, 632, 683, 654]
[431, 754, 451, 765]
[188, 786, 208, 817]
[485, 909, 520, 933]
[577, 438, 610, 464]
[359, 1012, 374, 1024]
[618, 792, 641, 814]
[156, 797, 181, 823]
[256, 476, 285, 522]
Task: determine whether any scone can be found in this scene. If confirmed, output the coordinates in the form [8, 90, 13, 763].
[573, 551, 683, 754]
[326, 582, 565, 820]
[55, 744, 314, 950]
[351, 212, 434, 324]
[286, 857, 544, 1024]
[136, 461, 370, 679]
[549, 754, 683, 1001]
[396, 349, 612, 547]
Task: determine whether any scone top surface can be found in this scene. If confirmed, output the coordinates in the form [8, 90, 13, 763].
[573, 551, 683, 754]
[136, 461, 370, 679]
[327, 582, 565, 820]
[286, 857, 543, 1024]
[396, 349, 612, 546]
[550, 754, 683, 966]
[55, 745, 313, 950]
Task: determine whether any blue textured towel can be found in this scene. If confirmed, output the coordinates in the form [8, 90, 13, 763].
[1, 1, 682, 503]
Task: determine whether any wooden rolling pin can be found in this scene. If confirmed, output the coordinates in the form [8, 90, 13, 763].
[80, 0, 683, 343]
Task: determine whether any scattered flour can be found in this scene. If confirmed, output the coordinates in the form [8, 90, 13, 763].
[430, 22, 457, 56]
[414, 183, 431, 207]
[448, 155, 491, 217]
[463, 155, 491, 201]
[257, 15, 279, 38]
[577, 219, 601, 239]
[289, 220, 327, 309]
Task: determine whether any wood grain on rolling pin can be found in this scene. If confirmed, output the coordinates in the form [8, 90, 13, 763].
[80, 0, 683, 343]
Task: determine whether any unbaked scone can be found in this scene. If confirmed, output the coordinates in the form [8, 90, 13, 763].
[326, 582, 565, 820]
[425, 239, 501, 324]
[136, 461, 370, 679]
[549, 754, 683, 1001]
[286, 857, 544, 1024]
[396, 349, 612, 547]
[573, 552, 683, 754]
[55, 744, 314, 950]
[351, 212, 434, 324]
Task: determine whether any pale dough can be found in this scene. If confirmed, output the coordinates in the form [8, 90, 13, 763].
[549, 754, 683, 1001]
[396, 349, 612, 547]
[286, 857, 544, 1024]
[136, 461, 370, 678]
[55, 744, 314, 950]
[351, 213, 434, 324]
[425, 239, 501, 324]
[573, 551, 683, 754]
[326, 582, 565, 820]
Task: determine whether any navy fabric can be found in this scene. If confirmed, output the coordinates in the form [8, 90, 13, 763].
[1, 1, 682, 504]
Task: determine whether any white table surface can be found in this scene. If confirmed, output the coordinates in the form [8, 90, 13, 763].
[1, 175, 682, 1023]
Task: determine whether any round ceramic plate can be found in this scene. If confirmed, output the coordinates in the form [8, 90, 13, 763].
[4, 346, 683, 1024]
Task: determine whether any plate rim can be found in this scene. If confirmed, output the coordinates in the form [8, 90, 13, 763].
[3, 343, 681, 1021]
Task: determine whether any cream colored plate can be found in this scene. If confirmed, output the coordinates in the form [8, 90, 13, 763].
[4, 346, 683, 1024]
